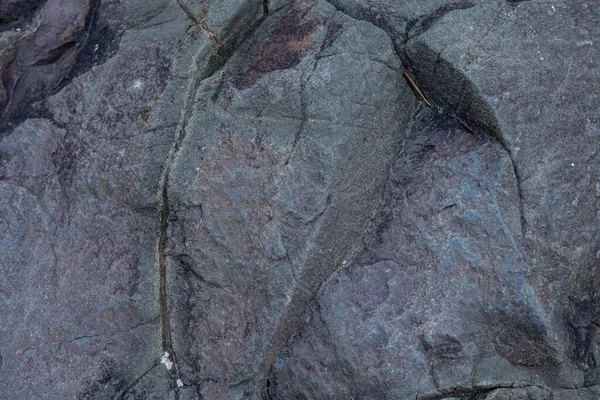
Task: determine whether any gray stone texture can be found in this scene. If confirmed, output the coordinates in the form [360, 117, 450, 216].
[0, 0, 599, 399]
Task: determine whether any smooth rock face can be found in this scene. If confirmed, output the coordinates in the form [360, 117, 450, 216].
[0, 0, 598, 399]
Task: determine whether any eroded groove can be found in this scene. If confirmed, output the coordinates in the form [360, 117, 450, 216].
[155, 3, 276, 396]
[154, 72, 205, 397]
[155, 44, 216, 400]
[157, 172, 179, 380]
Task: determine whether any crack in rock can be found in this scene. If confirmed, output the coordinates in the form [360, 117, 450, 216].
[155, 1, 273, 395]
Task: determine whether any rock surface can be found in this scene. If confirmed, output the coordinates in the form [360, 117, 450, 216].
[0, 0, 599, 399]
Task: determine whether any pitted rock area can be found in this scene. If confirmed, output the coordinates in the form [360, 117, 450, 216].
[0, 1, 599, 399]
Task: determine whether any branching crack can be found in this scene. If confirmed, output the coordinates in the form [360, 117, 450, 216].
[283, 10, 336, 167]
[172, 253, 225, 289]
[175, 0, 224, 46]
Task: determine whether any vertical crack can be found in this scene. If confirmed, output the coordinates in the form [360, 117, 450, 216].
[157, 171, 181, 397]
[156, 3, 276, 395]
[509, 150, 526, 240]
[156, 47, 208, 400]
[282, 11, 335, 167]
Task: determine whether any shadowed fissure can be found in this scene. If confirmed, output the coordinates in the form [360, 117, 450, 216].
[156, 1, 272, 395]
[155, 38, 217, 400]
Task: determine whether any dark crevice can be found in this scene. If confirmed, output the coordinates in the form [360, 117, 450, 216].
[269, 1, 295, 16]
[157, 173, 181, 399]
[0, 0, 45, 29]
[398, 4, 527, 241]
[505, 145, 527, 241]
[155, 53, 214, 398]
[155, 41, 209, 400]
[321, 0, 522, 253]
[32, 42, 78, 66]
[66, 317, 159, 343]
[0, 0, 121, 134]
[155, 3, 278, 398]
[403, 17, 419, 44]
[51, 0, 117, 93]
[403, 38, 526, 245]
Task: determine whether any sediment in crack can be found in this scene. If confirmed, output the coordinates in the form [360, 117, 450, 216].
[155, 2, 271, 395]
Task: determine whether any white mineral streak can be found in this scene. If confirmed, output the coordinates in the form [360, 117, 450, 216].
[161, 352, 173, 370]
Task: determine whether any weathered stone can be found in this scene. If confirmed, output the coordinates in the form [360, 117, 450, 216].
[405, 0, 600, 387]
[268, 108, 542, 398]
[0, 0, 45, 27]
[0, 0, 93, 130]
[0, 0, 599, 398]
[269, 0, 600, 398]
[0, 0, 265, 398]
[166, 1, 413, 396]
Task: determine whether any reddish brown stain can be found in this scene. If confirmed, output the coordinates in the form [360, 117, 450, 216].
[238, 1, 321, 89]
